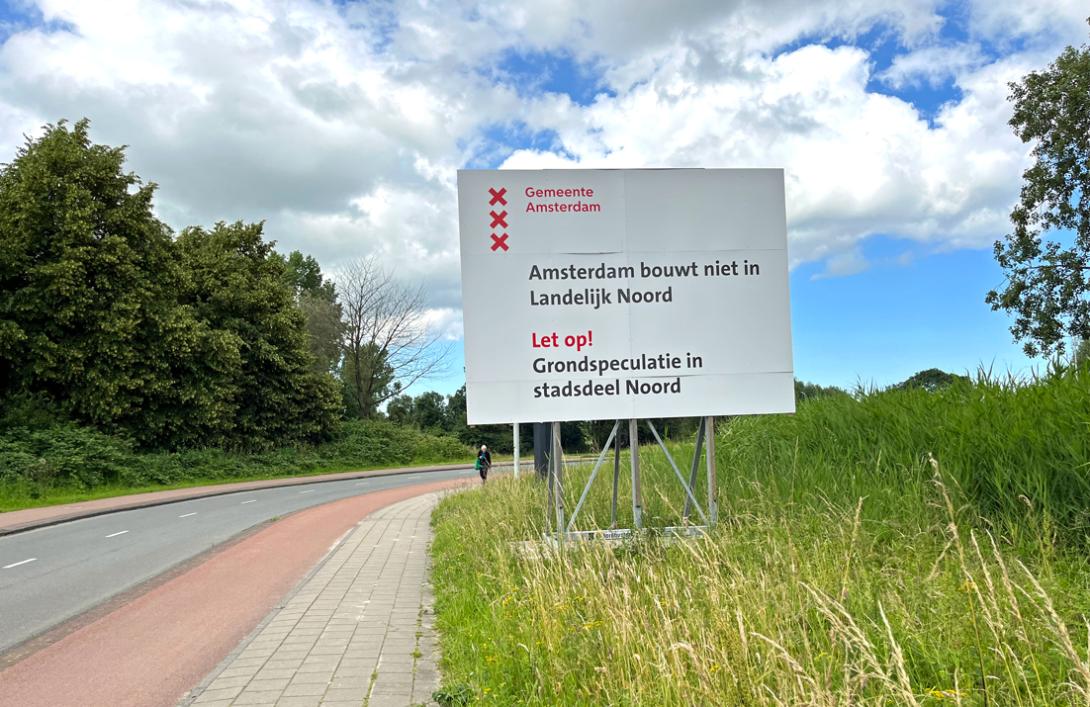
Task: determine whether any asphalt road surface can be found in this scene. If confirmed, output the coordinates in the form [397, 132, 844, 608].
[0, 466, 486, 655]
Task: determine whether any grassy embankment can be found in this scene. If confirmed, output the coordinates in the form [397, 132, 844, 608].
[430, 368, 1090, 706]
[0, 419, 472, 512]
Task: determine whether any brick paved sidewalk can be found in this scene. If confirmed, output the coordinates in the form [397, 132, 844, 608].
[182, 492, 448, 707]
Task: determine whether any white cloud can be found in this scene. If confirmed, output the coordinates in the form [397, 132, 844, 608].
[814, 247, 869, 279]
[967, 0, 1088, 47]
[878, 44, 986, 89]
[420, 307, 464, 342]
[0, 0, 1082, 307]
[503, 40, 1037, 266]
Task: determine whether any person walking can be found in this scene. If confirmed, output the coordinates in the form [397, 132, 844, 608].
[476, 444, 492, 483]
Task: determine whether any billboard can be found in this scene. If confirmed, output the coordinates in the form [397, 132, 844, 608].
[457, 169, 794, 424]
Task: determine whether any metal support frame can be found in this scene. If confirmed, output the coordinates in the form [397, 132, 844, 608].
[646, 420, 708, 526]
[705, 416, 718, 525]
[513, 424, 520, 479]
[546, 417, 718, 543]
[629, 419, 644, 529]
[682, 418, 705, 520]
[610, 428, 620, 528]
[550, 421, 566, 541]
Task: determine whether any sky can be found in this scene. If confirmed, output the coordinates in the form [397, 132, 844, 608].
[0, 0, 1086, 396]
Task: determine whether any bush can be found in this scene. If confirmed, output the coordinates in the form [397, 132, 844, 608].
[0, 424, 136, 489]
[0, 418, 472, 507]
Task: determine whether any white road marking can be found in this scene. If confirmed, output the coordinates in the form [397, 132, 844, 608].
[3, 558, 37, 569]
[105, 530, 129, 538]
[178, 512, 198, 518]
[298, 489, 314, 494]
[240, 499, 256, 504]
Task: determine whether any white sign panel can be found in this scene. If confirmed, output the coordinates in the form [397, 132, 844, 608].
[457, 169, 794, 424]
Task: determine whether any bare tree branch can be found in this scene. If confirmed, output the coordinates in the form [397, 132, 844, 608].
[338, 257, 452, 417]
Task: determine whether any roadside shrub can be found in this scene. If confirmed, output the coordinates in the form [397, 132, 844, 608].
[0, 423, 135, 489]
[0, 417, 472, 507]
[327, 420, 469, 466]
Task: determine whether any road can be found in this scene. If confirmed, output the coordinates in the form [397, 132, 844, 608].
[0, 466, 486, 655]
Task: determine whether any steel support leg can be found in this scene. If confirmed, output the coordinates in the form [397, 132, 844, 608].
[629, 419, 643, 529]
[705, 416, 718, 526]
[610, 422, 620, 528]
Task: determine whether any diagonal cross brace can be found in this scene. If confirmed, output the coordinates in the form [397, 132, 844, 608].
[566, 420, 620, 532]
[682, 418, 706, 520]
[646, 420, 710, 526]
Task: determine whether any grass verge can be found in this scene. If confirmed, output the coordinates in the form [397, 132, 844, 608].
[0, 418, 473, 512]
[430, 368, 1090, 705]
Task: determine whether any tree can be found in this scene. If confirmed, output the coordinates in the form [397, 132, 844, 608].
[175, 221, 340, 446]
[279, 250, 337, 302]
[386, 393, 415, 425]
[339, 257, 450, 417]
[895, 368, 969, 392]
[795, 379, 849, 403]
[1075, 338, 1090, 368]
[273, 250, 344, 375]
[445, 385, 468, 432]
[342, 344, 397, 418]
[987, 21, 1090, 357]
[0, 119, 211, 442]
[413, 390, 448, 430]
[298, 291, 344, 374]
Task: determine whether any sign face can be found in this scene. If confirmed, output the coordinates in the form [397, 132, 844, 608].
[457, 169, 794, 424]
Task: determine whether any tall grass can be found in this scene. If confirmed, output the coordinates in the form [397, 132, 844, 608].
[719, 367, 1090, 544]
[430, 368, 1090, 705]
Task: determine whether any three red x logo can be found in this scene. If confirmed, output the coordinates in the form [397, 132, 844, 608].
[487, 187, 509, 253]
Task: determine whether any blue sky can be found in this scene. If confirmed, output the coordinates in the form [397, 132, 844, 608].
[416, 10, 1061, 395]
[0, 0, 1084, 398]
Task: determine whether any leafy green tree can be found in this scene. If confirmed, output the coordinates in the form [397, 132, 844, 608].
[273, 249, 344, 375]
[895, 368, 970, 392]
[298, 291, 345, 374]
[0, 118, 216, 442]
[988, 22, 1090, 357]
[175, 221, 340, 446]
[278, 250, 337, 303]
[413, 390, 447, 430]
[342, 344, 397, 418]
[386, 393, 415, 425]
[795, 379, 849, 403]
[446, 385, 468, 430]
